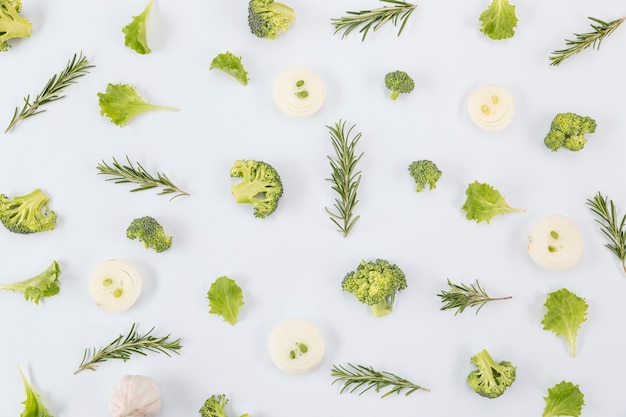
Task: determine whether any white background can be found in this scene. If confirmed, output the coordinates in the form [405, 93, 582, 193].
[1, 0, 626, 416]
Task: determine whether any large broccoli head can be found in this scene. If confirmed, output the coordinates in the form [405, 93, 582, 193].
[467, 349, 516, 399]
[248, 0, 295, 40]
[384, 70, 415, 100]
[0, 0, 32, 52]
[544, 112, 597, 151]
[126, 216, 172, 253]
[341, 259, 407, 317]
[0, 188, 57, 234]
[408, 160, 442, 192]
[230, 159, 284, 218]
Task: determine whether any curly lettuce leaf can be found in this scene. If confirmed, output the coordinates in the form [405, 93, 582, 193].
[542, 288, 588, 357]
[209, 51, 249, 86]
[122, 0, 154, 54]
[207, 276, 244, 325]
[542, 381, 584, 417]
[461, 181, 524, 223]
[97, 83, 177, 127]
[18, 366, 53, 417]
[0, 261, 60, 304]
[479, 0, 517, 40]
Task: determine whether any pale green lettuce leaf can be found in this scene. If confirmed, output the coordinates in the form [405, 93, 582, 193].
[542, 288, 588, 357]
[18, 366, 53, 417]
[209, 51, 249, 86]
[479, 0, 518, 40]
[208, 276, 244, 325]
[542, 381, 584, 417]
[461, 181, 524, 223]
[122, 0, 154, 54]
[97, 83, 177, 127]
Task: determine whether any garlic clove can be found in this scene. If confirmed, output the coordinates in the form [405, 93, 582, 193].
[109, 375, 161, 417]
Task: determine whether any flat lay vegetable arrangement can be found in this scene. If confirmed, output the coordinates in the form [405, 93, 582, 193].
[2, 0, 626, 416]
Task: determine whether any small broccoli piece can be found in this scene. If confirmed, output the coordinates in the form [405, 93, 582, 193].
[467, 349, 516, 399]
[0, 0, 32, 52]
[408, 160, 442, 192]
[230, 159, 283, 218]
[248, 0, 295, 40]
[199, 394, 249, 417]
[384, 70, 415, 100]
[544, 112, 597, 151]
[0, 260, 60, 304]
[0, 188, 57, 234]
[341, 259, 407, 317]
[126, 216, 172, 253]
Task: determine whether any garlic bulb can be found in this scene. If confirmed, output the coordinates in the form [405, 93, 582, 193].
[109, 375, 161, 417]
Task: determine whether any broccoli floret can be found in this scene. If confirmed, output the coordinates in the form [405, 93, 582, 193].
[341, 259, 407, 317]
[126, 216, 172, 253]
[467, 349, 516, 399]
[0, 188, 57, 234]
[0, 0, 32, 52]
[230, 159, 283, 218]
[544, 112, 597, 151]
[0, 260, 60, 304]
[408, 160, 442, 192]
[384, 70, 415, 100]
[199, 394, 249, 417]
[248, 0, 295, 40]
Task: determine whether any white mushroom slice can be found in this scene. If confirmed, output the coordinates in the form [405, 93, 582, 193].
[272, 67, 326, 117]
[528, 215, 583, 270]
[268, 318, 325, 374]
[467, 84, 514, 131]
[88, 259, 143, 313]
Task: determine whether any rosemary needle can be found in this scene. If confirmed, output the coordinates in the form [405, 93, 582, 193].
[438, 279, 512, 315]
[74, 323, 182, 374]
[331, 363, 429, 397]
[549, 16, 626, 66]
[586, 192, 626, 274]
[97, 156, 190, 200]
[325, 120, 363, 237]
[5, 52, 94, 133]
[331, 0, 417, 41]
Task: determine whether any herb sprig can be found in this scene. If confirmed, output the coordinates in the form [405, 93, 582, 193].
[74, 323, 182, 374]
[586, 192, 626, 274]
[5, 52, 94, 133]
[331, 0, 417, 41]
[549, 16, 626, 66]
[331, 363, 429, 397]
[438, 279, 512, 315]
[97, 156, 190, 200]
[325, 120, 363, 237]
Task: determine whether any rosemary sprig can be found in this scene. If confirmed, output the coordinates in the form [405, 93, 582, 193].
[549, 16, 626, 66]
[331, 0, 417, 41]
[325, 120, 363, 237]
[438, 279, 512, 315]
[97, 156, 190, 200]
[586, 192, 626, 274]
[74, 323, 182, 374]
[331, 363, 429, 398]
[5, 52, 94, 133]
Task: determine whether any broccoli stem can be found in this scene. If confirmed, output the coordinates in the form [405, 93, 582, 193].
[370, 296, 394, 317]
[390, 90, 399, 100]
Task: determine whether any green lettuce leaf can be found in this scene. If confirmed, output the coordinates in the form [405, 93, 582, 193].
[542, 381, 584, 417]
[18, 366, 53, 417]
[97, 83, 177, 127]
[207, 276, 244, 325]
[122, 0, 154, 54]
[461, 181, 524, 223]
[209, 51, 249, 86]
[542, 288, 588, 357]
[479, 0, 518, 40]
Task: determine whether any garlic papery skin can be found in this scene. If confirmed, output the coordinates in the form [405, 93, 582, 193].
[109, 375, 161, 417]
